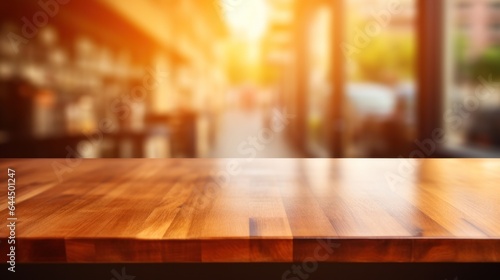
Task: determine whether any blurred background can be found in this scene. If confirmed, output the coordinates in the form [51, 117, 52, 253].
[0, 0, 498, 158]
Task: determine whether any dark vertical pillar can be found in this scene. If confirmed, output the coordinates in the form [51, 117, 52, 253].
[330, 0, 345, 158]
[292, 0, 310, 153]
[417, 0, 445, 155]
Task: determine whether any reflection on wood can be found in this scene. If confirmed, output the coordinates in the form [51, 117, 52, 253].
[0, 159, 499, 263]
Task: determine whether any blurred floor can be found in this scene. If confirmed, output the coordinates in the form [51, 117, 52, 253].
[209, 108, 302, 158]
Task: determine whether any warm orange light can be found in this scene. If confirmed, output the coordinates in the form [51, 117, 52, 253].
[221, 0, 269, 41]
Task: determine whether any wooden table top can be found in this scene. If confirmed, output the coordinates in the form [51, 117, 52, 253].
[1, 159, 499, 263]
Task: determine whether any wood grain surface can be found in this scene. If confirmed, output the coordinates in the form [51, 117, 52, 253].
[0, 159, 499, 263]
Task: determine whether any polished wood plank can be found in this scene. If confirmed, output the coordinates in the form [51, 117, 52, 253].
[0, 159, 499, 263]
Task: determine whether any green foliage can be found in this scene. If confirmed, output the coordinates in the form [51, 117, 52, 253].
[350, 32, 415, 83]
[469, 47, 500, 82]
[454, 33, 467, 70]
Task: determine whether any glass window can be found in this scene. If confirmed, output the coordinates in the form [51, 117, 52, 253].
[343, 0, 417, 157]
[444, 0, 500, 154]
